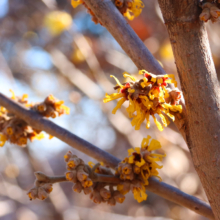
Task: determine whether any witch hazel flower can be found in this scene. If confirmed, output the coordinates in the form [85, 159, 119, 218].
[103, 70, 182, 131]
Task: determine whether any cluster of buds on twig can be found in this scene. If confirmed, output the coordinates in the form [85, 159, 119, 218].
[116, 135, 165, 202]
[199, 1, 220, 22]
[71, 0, 144, 24]
[33, 94, 70, 118]
[103, 70, 182, 131]
[27, 172, 53, 200]
[27, 138, 165, 205]
[0, 91, 69, 147]
[64, 151, 125, 205]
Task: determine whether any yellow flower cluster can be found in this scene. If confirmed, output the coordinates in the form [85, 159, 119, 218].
[116, 136, 165, 202]
[200, 2, 220, 22]
[71, 0, 144, 23]
[0, 91, 69, 147]
[103, 70, 182, 131]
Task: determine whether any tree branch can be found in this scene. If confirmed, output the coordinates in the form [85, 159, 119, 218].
[0, 93, 214, 219]
[33, 172, 121, 184]
[158, 0, 220, 218]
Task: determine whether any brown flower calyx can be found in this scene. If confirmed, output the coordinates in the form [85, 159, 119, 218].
[0, 92, 69, 147]
[199, 2, 220, 22]
[27, 172, 53, 201]
[64, 151, 126, 205]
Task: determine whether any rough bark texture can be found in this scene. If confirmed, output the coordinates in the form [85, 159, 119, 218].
[158, 0, 220, 218]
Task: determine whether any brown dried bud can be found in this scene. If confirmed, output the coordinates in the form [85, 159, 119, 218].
[107, 197, 116, 206]
[90, 191, 102, 204]
[83, 187, 93, 195]
[200, 8, 211, 22]
[72, 182, 83, 193]
[100, 188, 111, 200]
[64, 151, 73, 162]
[66, 170, 77, 183]
[77, 166, 89, 181]
[38, 188, 48, 200]
[113, 191, 125, 203]
[120, 181, 131, 194]
[27, 188, 38, 200]
[42, 183, 53, 193]
[210, 5, 220, 19]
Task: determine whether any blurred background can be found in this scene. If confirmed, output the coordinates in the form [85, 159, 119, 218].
[0, 0, 218, 219]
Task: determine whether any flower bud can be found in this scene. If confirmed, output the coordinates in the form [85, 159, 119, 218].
[91, 191, 102, 204]
[72, 182, 83, 193]
[113, 191, 125, 203]
[107, 197, 116, 206]
[100, 188, 111, 200]
[38, 188, 48, 200]
[66, 170, 77, 183]
[42, 183, 53, 193]
[210, 5, 220, 19]
[77, 166, 89, 181]
[83, 187, 93, 195]
[64, 151, 73, 162]
[27, 188, 38, 200]
[118, 181, 131, 194]
[81, 178, 93, 188]
[67, 157, 81, 169]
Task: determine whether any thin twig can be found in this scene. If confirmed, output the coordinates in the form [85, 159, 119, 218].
[0, 93, 214, 219]
[34, 172, 121, 184]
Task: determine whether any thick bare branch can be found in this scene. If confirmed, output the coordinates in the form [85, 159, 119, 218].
[158, 0, 220, 218]
[0, 93, 213, 219]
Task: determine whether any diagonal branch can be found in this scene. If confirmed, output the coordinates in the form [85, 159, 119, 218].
[0, 93, 214, 219]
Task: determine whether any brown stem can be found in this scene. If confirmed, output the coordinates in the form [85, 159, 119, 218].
[158, 0, 220, 219]
[34, 171, 121, 184]
[0, 93, 213, 218]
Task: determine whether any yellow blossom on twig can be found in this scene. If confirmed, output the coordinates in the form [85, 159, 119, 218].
[103, 70, 182, 131]
[116, 135, 165, 202]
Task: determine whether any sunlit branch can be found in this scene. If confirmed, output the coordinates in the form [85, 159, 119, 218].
[0, 93, 213, 219]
